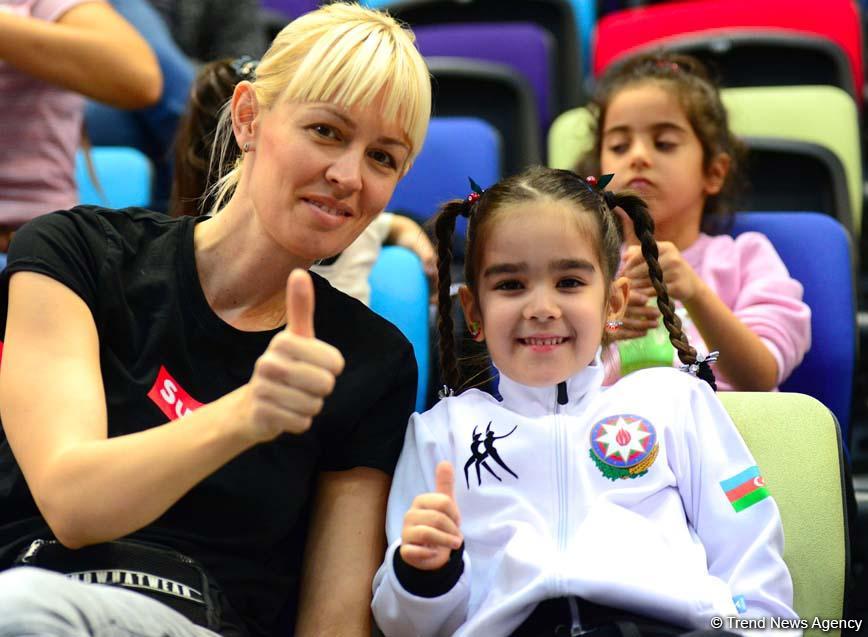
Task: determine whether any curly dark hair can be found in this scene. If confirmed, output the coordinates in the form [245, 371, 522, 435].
[577, 51, 747, 235]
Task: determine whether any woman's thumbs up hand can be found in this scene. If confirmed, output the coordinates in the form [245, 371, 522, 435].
[246, 269, 345, 443]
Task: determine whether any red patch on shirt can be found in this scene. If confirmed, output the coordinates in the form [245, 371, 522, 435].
[147, 366, 203, 421]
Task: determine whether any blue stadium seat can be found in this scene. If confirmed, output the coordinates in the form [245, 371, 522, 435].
[732, 212, 855, 443]
[369, 246, 430, 413]
[75, 147, 152, 209]
[567, 0, 596, 76]
[388, 117, 501, 258]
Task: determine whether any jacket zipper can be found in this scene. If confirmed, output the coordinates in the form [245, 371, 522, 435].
[555, 383, 584, 635]
[17, 538, 46, 564]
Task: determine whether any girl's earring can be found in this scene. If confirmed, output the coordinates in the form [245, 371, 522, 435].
[242, 142, 253, 153]
[468, 321, 482, 339]
[605, 319, 623, 333]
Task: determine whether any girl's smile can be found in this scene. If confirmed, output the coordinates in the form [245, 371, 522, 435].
[517, 335, 571, 352]
[460, 199, 625, 387]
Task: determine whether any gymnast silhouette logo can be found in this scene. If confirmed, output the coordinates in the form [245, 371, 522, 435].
[464, 421, 518, 489]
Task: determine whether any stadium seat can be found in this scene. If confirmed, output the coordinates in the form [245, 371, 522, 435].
[369, 246, 430, 413]
[733, 212, 856, 443]
[425, 58, 538, 175]
[719, 392, 848, 631]
[414, 22, 557, 132]
[388, 117, 501, 258]
[361, 0, 584, 110]
[592, 0, 863, 110]
[259, 0, 320, 18]
[75, 147, 152, 209]
[723, 86, 862, 237]
[567, 0, 597, 77]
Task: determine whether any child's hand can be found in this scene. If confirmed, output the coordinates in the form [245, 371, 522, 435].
[620, 242, 702, 305]
[613, 286, 661, 340]
[400, 461, 463, 571]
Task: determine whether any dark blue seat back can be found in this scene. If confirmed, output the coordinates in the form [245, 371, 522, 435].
[731, 212, 855, 440]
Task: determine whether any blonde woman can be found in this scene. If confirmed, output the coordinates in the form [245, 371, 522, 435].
[0, 4, 431, 636]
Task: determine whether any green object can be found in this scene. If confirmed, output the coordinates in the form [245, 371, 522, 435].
[616, 305, 674, 376]
[730, 487, 771, 513]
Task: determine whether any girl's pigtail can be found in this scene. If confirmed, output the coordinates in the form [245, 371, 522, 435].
[610, 192, 717, 390]
[433, 200, 469, 394]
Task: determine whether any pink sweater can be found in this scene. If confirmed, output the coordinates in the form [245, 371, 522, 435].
[604, 232, 812, 391]
[0, 0, 94, 226]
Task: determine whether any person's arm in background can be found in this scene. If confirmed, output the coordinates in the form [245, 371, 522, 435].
[0, 1, 161, 108]
[386, 214, 437, 282]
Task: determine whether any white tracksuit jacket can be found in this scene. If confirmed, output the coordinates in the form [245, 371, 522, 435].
[372, 357, 796, 637]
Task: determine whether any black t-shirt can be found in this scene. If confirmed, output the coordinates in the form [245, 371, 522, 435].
[0, 207, 417, 636]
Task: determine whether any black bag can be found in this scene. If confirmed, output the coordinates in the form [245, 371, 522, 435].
[14, 538, 228, 633]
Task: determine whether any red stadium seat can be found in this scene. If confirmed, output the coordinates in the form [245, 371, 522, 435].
[592, 0, 864, 108]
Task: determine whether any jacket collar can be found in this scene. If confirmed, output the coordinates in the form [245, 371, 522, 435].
[495, 350, 605, 418]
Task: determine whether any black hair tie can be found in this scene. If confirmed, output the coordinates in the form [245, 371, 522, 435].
[603, 190, 617, 211]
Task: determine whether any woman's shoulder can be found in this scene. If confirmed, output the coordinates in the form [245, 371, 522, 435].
[18, 205, 181, 232]
[309, 271, 414, 361]
[13, 206, 190, 256]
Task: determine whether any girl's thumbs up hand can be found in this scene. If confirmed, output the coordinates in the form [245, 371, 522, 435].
[400, 461, 463, 571]
[245, 269, 345, 443]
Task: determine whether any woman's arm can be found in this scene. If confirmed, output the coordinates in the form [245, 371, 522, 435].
[294, 467, 391, 636]
[0, 272, 256, 547]
[0, 2, 161, 108]
[0, 270, 342, 548]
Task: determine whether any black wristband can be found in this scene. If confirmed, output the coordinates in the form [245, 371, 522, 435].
[393, 543, 465, 598]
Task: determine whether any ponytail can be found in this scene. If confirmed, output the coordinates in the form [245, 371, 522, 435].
[433, 199, 471, 393]
[608, 191, 717, 390]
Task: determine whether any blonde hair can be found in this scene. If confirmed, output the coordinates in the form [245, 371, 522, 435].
[208, 3, 431, 215]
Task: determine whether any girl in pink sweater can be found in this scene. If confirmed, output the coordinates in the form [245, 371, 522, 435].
[579, 52, 810, 391]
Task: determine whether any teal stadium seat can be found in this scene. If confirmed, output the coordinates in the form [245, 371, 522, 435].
[75, 147, 152, 209]
[369, 246, 430, 413]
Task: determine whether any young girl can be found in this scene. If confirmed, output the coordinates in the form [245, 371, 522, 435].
[371, 167, 796, 636]
[579, 52, 810, 392]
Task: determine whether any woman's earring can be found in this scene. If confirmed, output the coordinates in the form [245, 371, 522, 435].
[468, 321, 481, 338]
[242, 142, 253, 153]
[605, 319, 623, 332]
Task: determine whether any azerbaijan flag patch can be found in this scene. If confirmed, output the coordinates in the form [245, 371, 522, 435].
[720, 466, 770, 512]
